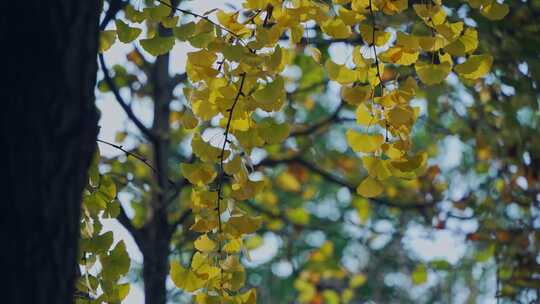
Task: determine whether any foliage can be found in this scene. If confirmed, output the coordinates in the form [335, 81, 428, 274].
[75, 0, 540, 303]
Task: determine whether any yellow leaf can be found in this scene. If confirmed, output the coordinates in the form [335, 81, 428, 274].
[415, 61, 451, 85]
[326, 60, 357, 84]
[338, 7, 365, 26]
[454, 54, 493, 80]
[252, 77, 285, 112]
[346, 130, 384, 153]
[356, 103, 375, 125]
[349, 273, 367, 288]
[341, 85, 372, 105]
[194, 234, 217, 253]
[321, 18, 352, 39]
[181, 163, 217, 186]
[99, 30, 116, 53]
[170, 261, 206, 292]
[362, 156, 392, 180]
[286, 207, 310, 225]
[191, 133, 226, 163]
[276, 171, 301, 192]
[360, 24, 391, 46]
[444, 28, 478, 56]
[356, 176, 383, 198]
[413, 4, 446, 26]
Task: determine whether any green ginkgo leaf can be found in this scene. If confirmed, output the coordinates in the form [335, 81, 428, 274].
[115, 20, 141, 43]
[140, 35, 175, 56]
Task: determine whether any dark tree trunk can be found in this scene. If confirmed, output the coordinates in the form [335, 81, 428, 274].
[141, 46, 174, 304]
[0, 1, 100, 303]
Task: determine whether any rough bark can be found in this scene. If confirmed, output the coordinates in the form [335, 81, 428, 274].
[0, 1, 100, 303]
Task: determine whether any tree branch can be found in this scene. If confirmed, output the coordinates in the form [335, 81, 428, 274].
[257, 156, 436, 210]
[98, 53, 157, 142]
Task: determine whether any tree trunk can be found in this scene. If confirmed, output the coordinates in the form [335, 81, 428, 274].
[141, 36, 174, 304]
[1, 1, 100, 303]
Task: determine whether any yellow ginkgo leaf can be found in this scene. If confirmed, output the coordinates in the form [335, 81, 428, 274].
[181, 163, 217, 186]
[356, 103, 375, 125]
[379, 47, 419, 66]
[276, 171, 301, 192]
[342, 85, 372, 105]
[415, 61, 451, 85]
[194, 234, 217, 253]
[454, 54, 493, 80]
[99, 30, 116, 53]
[321, 18, 352, 39]
[170, 261, 206, 292]
[413, 4, 447, 25]
[443, 28, 478, 56]
[307, 47, 322, 64]
[435, 21, 464, 41]
[191, 133, 227, 163]
[418, 35, 447, 52]
[326, 60, 357, 84]
[360, 24, 391, 46]
[346, 130, 384, 153]
[252, 77, 285, 112]
[338, 6, 365, 25]
[363, 156, 392, 180]
[356, 176, 384, 198]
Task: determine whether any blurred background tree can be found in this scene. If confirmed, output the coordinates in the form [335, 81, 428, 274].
[84, 0, 540, 303]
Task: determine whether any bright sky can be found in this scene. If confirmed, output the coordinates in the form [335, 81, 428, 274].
[96, 1, 495, 303]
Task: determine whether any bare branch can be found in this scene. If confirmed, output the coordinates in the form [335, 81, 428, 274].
[98, 53, 157, 142]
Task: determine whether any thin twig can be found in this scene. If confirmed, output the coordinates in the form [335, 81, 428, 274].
[96, 138, 175, 186]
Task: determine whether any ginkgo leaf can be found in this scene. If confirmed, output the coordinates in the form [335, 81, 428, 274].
[346, 130, 384, 153]
[443, 28, 478, 56]
[307, 47, 322, 64]
[415, 61, 451, 85]
[99, 30, 116, 53]
[454, 54, 493, 80]
[321, 18, 352, 39]
[170, 261, 206, 292]
[143, 2, 171, 22]
[257, 118, 290, 144]
[326, 60, 357, 84]
[115, 20, 141, 43]
[480, 2, 509, 20]
[356, 103, 375, 125]
[101, 241, 130, 281]
[173, 22, 196, 41]
[191, 134, 228, 163]
[338, 7, 365, 25]
[125, 4, 146, 23]
[356, 176, 384, 198]
[140, 35, 175, 56]
[181, 163, 217, 186]
[362, 156, 392, 180]
[194, 234, 217, 253]
[413, 4, 447, 25]
[360, 24, 391, 46]
[379, 47, 419, 65]
[342, 85, 372, 105]
[252, 77, 285, 112]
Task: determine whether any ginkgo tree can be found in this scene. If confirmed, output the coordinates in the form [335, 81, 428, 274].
[77, 0, 526, 303]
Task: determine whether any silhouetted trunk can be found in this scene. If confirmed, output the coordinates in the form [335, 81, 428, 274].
[1, 1, 100, 303]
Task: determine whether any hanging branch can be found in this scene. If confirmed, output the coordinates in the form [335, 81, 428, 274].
[98, 54, 157, 142]
[213, 72, 247, 291]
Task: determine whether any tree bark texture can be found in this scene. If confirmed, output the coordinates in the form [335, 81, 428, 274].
[0, 1, 100, 303]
